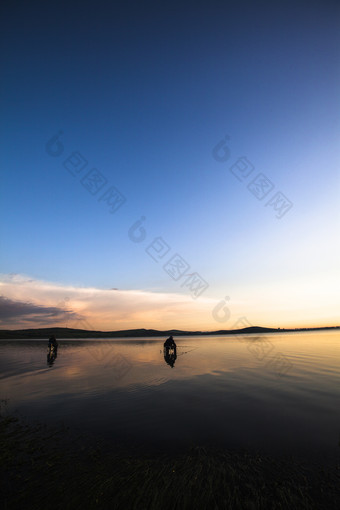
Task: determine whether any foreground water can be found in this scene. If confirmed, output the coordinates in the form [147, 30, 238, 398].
[1, 330, 339, 463]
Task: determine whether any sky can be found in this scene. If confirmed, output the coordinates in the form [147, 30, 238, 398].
[1, 0, 339, 331]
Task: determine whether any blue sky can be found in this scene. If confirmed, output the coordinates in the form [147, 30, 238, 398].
[1, 0, 339, 330]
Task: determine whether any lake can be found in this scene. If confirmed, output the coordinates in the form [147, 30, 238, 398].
[1, 330, 339, 463]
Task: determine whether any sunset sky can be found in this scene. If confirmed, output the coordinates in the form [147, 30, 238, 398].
[1, 0, 339, 331]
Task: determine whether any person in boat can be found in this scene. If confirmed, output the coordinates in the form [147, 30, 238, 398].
[163, 336, 177, 367]
[164, 335, 176, 349]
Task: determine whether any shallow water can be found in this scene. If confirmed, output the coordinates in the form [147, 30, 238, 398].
[1, 330, 339, 462]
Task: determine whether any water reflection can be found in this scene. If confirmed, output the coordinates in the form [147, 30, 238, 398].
[47, 344, 58, 366]
[1, 331, 340, 461]
[47, 336, 58, 367]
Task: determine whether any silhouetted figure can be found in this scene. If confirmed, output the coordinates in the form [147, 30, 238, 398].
[163, 336, 177, 368]
[47, 335, 58, 366]
[164, 335, 176, 349]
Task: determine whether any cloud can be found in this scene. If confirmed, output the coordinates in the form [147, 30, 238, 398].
[0, 295, 82, 327]
[0, 273, 219, 330]
[1, 273, 336, 331]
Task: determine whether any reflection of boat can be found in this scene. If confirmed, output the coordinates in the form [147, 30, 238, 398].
[47, 344, 58, 366]
[48, 344, 57, 355]
[164, 345, 176, 355]
[163, 344, 177, 368]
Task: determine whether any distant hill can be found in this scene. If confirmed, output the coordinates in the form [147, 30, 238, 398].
[0, 325, 338, 339]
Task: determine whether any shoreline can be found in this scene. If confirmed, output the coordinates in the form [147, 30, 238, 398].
[0, 325, 339, 340]
[1, 409, 339, 509]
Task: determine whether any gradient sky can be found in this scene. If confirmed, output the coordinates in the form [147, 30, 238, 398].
[1, 0, 339, 330]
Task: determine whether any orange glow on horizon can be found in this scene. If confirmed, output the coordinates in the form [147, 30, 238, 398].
[0, 274, 339, 332]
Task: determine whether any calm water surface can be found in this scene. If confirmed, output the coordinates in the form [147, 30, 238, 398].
[1, 331, 339, 462]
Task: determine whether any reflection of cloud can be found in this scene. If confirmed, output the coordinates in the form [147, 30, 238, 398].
[0, 296, 81, 327]
[64, 366, 84, 378]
